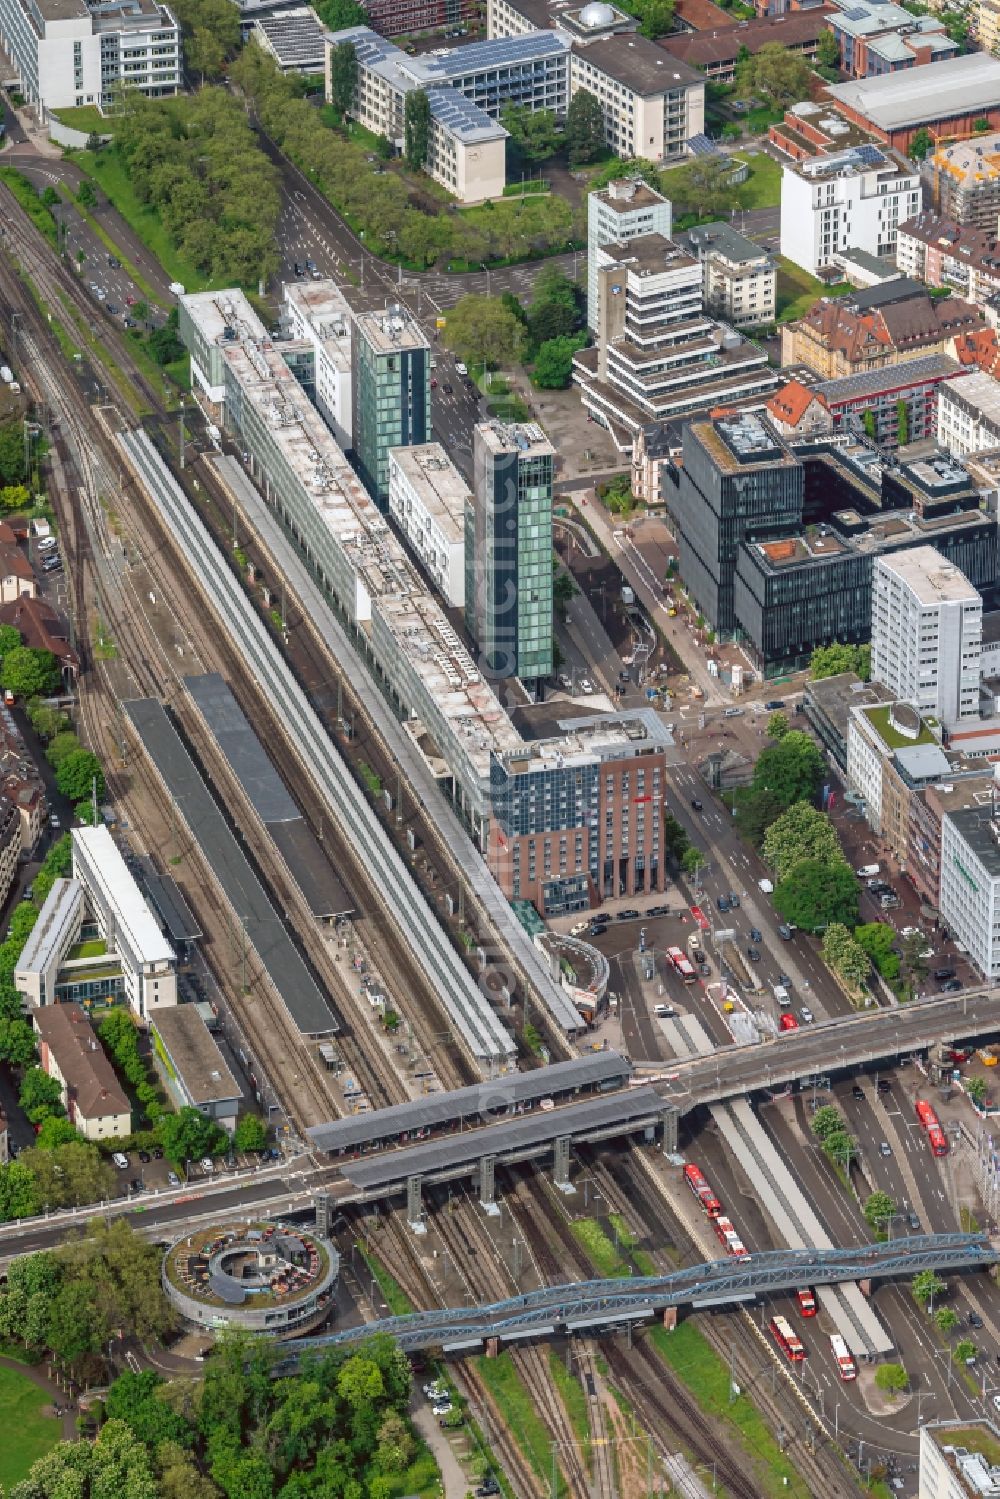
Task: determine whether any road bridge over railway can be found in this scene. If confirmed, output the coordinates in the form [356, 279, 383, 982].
[274, 1236, 997, 1358]
[658, 990, 998, 1112]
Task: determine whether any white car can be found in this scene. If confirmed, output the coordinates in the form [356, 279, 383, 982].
[901, 926, 921, 939]
[200, 1156, 215, 1173]
[570, 921, 589, 935]
[112, 1152, 129, 1169]
[580, 678, 594, 694]
[455, 362, 468, 375]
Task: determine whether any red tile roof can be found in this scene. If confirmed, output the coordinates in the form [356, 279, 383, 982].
[767, 379, 828, 425]
[0, 596, 78, 669]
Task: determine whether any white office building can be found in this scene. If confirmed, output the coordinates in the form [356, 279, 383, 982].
[780, 144, 921, 276]
[937, 370, 1000, 459]
[387, 444, 469, 607]
[586, 176, 672, 332]
[0, 0, 180, 116]
[282, 279, 353, 449]
[14, 878, 85, 1007]
[939, 800, 1000, 981]
[871, 547, 982, 726]
[919, 1421, 1000, 1498]
[72, 826, 177, 1019]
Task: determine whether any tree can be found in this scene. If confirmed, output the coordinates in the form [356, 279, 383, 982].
[0, 421, 26, 485]
[35, 1116, 82, 1149]
[338, 1355, 384, 1409]
[816, 28, 840, 68]
[27, 699, 69, 741]
[0, 1159, 40, 1221]
[736, 44, 813, 108]
[527, 296, 579, 351]
[975, 116, 992, 132]
[374, 1410, 414, 1474]
[316, 0, 366, 26]
[157, 1105, 226, 1167]
[19, 1066, 65, 1125]
[662, 813, 690, 864]
[774, 858, 859, 933]
[0, 1015, 36, 1067]
[896, 398, 909, 446]
[552, 563, 578, 622]
[811, 1105, 845, 1141]
[822, 1128, 855, 1169]
[766, 711, 789, 739]
[909, 127, 933, 161]
[912, 1269, 946, 1307]
[41, 185, 59, 208]
[76, 179, 97, 209]
[862, 409, 877, 441]
[0, 484, 30, 513]
[532, 334, 586, 389]
[936, 1306, 960, 1335]
[753, 732, 825, 809]
[105, 1370, 194, 1449]
[327, 40, 357, 119]
[874, 1363, 908, 1396]
[444, 295, 524, 371]
[55, 748, 105, 804]
[821, 923, 871, 992]
[954, 1339, 976, 1364]
[564, 89, 606, 165]
[682, 155, 738, 219]
[632, 0, 675, 38]
[762, 802, 843, 880]
[863, 1190, 895, 1233]
[21, 1140, 118, 1209]
[2, 646, 61, 700]
[967, 1076, 988, 1107]
[500, 105, 560, 164]
[403, 89, 431, 171]
[186, 26, 226, 79]
[854, 922, 900, 981]
[681, 846, 706, 878]
[733, 788, 786, 847]
[233, 1114, 268, 1152]
[900, 930, 930, 987]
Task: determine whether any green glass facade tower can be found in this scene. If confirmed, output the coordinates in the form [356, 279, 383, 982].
[468, 421, 555, 683]
[352, 304, 431, 505]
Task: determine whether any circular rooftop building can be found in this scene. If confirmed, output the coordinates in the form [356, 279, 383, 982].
[163, 1220, 339, 1338]
[578, 1, 617, 23]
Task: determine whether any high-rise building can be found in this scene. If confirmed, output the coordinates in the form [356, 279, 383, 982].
[780, 144, 921, 276]
[468, 421, 555, 682]
[282, 280, 353, 450]
[0, 0, 179, 115]
[871, 547, 982, 725]
[586, 177, 672, 331]
[351, 304, 431, 505]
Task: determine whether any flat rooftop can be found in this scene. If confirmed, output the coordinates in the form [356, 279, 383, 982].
[389, 444, 469, 541]
[827, 53, 1000, 131]
[601, 233, 697, 275]
[181, 289, 268, 347]
[876, 544, 979, 604]
[495, 712, 671, 775]
[571, 33, 702, 94]
[593, 179, 671, 216]
[73, 826, 174, 967]
[138, 868, 203, 943]
[692, 412, 796, 473]
[307, 1051, 632, 1153]
[687, 220, 771, 266]
[151, 1005, 240, 1106]
[16, 878, 82, 977]
[474, 419, 555, 459]
[339, 1084, 666, 1190]
[282, 279, 352, 373]
[941, 370, 1000, 426]
[354, 304, 430, 356]
[946, 804, 1000, 878]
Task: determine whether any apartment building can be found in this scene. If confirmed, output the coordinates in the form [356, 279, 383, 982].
[661, 6, 831, 84]
[0, 0, 179, 115]
[351, 303, 430, 506]
[780, 144, 920, 276]
[281, 279, 352, 449]
[33, 1003, 131, 1142]
[871, 547, 983, 725]
[467, 421, 554, 682]
[824, 0, 957, 78]
[896, 213, 1000, 312]
[937, 369, 1000, 457]
[487, 711, 670, 913]
[781, 279, 982, 381]
[325, 29, 508, 203]
[72, 826, 177, 1020]
[387, 443, 468, 607]
[686, 220, 776, 328]
[587, 177, 673, 332]
[940, 804, 1000, 980]
[573, 234, 778, 449]
[568, 35, 704, 162]
[810, 354, 963, 450]
[923, 132, 1000, 230]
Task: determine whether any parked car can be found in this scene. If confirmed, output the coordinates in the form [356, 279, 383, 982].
[934, 966, 957, 981]
[579, 678, 594, 694]
[138, 1150, 151, 1163]
[112, 1152, 129, 1170]
[200, 1156, 215, 1173]
[941, 978, 963, 992]
[167, 1170, 180, 1185]
[648, 904, 670, 916]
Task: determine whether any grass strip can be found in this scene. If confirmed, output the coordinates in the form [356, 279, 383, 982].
[549, 1351, 590, 1459]
[0, 168, 58, 247]
[475, 1351, 566, 1497]
[355, 1243, 414, 1316]
[570, 1217, 629, 1278]
[0, 1364, 61, 1489]
[648, 1322, 810, 1499]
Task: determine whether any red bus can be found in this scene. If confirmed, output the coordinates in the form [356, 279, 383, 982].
[796, 1287, 817, 1317]
[830, 1335, 857, 1381]
[915, 1100, 949, 1157]
[683, 1163, 722, 1218]
[714, 1215, 750, 1260]
[770, 1315, 805, 1362]
[667, 946, 697, 984]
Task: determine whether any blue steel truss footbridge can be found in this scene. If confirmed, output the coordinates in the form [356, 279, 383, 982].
[276, 1234, 996, 1361]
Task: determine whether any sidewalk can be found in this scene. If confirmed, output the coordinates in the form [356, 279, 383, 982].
[565, 491, 727, 706]
[411, 1403, 471, 1499]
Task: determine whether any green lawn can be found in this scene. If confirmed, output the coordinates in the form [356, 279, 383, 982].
[67, 938, 107, 959]
[648, 1322, 809, 1498]
[570, 1217, 629, 1279]
[776, 256, 850, 323]
[51, 105, 116, 135]
[0, 1365, 61, 1489]
[549, 1352, 591, 1455]
[664, 151, 783, 222]
[70, 149, 215, 293]
[356, 1244, 414, 1316]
